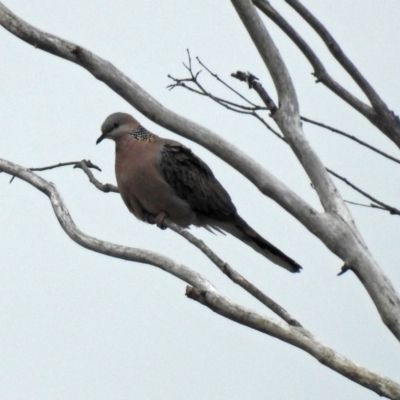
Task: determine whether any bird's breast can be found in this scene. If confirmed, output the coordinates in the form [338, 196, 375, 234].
[114, 139, 196, 226]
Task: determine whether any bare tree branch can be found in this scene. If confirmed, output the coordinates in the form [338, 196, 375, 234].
[30, 160, 101, 172]
[345, 200, 388, 212]
[196, 55, 259, 107]
[73, 160, 302, 326]
[302, 117, 400, 165]
[231, 0, 351, 219]
[283, 0, 387, 109]
[74, 160, 119, 193]
[231, 71, 278, 113]
[256, 0, 400, 147]
[230, 0, 400, 341]
[168, 52, 267, 114]
[0, 2, 317, 223]
[151, 219, 303, 327]
[328, 169, 400, 216]
[252, 0, 376, 122]
[0, 157, 215, 291]
[168, 55, 284, 139]
[186, 287, 400, 400]
[1, 155, 400, 398]
[170, 57, 400, 166]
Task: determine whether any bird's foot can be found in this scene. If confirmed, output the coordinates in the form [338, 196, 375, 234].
[155, 212, 168, 230]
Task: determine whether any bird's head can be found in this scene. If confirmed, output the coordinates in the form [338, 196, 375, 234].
[96, 112, 140, 144]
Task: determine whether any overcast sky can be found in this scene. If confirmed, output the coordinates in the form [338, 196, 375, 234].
[1, 1, 400, 399]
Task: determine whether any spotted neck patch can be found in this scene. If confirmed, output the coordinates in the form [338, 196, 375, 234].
[129, 125, 155, 141]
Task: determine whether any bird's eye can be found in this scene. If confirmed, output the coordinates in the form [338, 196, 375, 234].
[113, 122, 119, 128]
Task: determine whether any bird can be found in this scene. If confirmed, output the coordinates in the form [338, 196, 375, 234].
[96, 112, 302, 273]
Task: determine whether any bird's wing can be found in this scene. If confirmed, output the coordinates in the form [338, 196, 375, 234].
[159, 141, 236, 220]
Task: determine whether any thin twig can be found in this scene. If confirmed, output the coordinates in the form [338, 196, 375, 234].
[30, 160, 101, 172]
[252, 113, 285, 140]
[345, 200, 387, 211]
[302, 117, 400, 165]
[169, 56, 285, 139]
[165, 220, 302, 327]
[170, 58, 400, 215]
[74, 160, 119, 193]
[327, 169, 400, 215]
[197, 56, 258, 107]
[232, 71, 277, 113]
[9, 159, 102, 183]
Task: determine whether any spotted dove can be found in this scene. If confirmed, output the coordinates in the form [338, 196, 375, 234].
[96, 112, 302, 273]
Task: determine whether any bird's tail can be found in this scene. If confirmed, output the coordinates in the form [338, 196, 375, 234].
[216, 216, 302, 273]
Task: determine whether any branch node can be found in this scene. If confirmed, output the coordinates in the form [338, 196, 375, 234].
[186, 286, 205, 300]
[71, 45, 82, 56]
[337, 263, 352, 276]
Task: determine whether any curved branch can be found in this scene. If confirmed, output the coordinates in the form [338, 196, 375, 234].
[1, 155, 400, 398]
[187, 287, 400, 399]
[0, 157, 214, 291]
[74, 160, 119, 193]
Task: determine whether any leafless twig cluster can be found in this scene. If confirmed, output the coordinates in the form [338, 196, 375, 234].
[169, 55, 400, 216]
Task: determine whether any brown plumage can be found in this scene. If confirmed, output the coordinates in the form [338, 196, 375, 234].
[96, 112, 302, 273]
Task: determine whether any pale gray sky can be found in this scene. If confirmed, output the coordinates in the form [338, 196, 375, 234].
[1, 1, 400, 399]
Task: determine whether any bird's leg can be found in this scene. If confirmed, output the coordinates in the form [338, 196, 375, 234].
[155, 212, 168, 230]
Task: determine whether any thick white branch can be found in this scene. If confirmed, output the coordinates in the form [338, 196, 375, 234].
[230, 0, 400, 341]
[187, 287, 400, 399]
[230, 0, 351, 220]
[0, 2, 319, 227]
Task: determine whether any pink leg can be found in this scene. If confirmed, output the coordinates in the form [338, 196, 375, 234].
[155, 212, 168, 230]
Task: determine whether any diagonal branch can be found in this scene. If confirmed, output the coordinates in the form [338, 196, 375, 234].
[302, 117, 400, 165]
[0, 2, 320, 227]
[196, 55, 259, 107]
[230, 0, 351, 220]
[282, 0, 384, 109]
[186, 287, 400, 400]
[327, 169, 400, 216]
[74, 159, 301, 325]
[281, 0, 400, 147]
[151, 220, 302, 327]
[252, 0, 376, 122]
[74, 160, 119, 193]
[230, 0, 400, 341]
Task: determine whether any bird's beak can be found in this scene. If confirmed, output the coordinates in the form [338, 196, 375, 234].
[96, 133, 107, 145]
